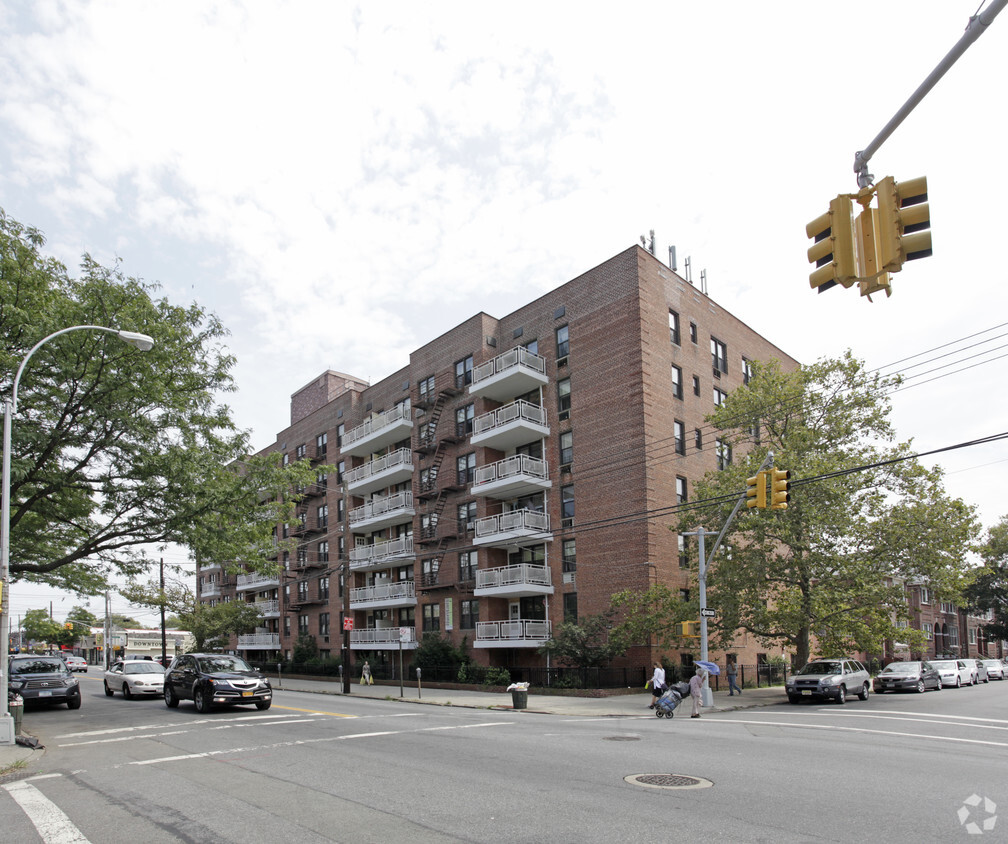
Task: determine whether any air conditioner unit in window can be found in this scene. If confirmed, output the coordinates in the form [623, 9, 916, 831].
[562, 572, 575, 585]
[560, 463, 572, 474]
[561, 517, 573, 529]
[713, 367, 722, 379]
[557, 356, 568, 368]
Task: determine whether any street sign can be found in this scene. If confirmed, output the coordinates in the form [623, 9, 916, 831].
[342, 617, 354, 631]
[700, 608, 716, 618]
[399, 626, 411, 644]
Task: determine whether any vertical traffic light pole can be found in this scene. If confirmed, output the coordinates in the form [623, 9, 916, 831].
[683, 452, 775, 707]
[853, 0, 1006, 188]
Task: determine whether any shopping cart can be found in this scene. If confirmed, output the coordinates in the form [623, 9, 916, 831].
[654, 686, 682, 718]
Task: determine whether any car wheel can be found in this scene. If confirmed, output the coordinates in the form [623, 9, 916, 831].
[123, 683, 133, 700]
[956, 677, 961, 687]
[104, 681, 114, 697]
[916, 679, 926, 693]
[164, 683, 179, 708]
[936, 678, 942, 690]
[858, 682, 870, 701]
[254, 699, 272, 711]
[836, 685, 846, 705]
[194, 685, 210, 713]
[67, 695, 81, 710]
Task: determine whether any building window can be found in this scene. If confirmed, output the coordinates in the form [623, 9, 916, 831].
[422, 556, 439, 586]
[460, 599, 478, 630]
[336, 423, 344, 448]
[296, 443, 307, 459]
[671, 365, 683, 400]
[969, 627, 977, 645]
[561, 484, 574, 526]
[319, 576, 329, 599]
[563, 592, 578, 623]
[284, 616, 291, 637]
[689, 322, 698, 344]
[316, 432, 327, 457]
[459, 550, 477, 581]
[560, 431, 573, 466]
[422, 603, 441, 632]
[716, 438, 732, 470]
[711, 337, 728, 374]
[456, 403, 475, 437]
[558, 377, 571, 420]
[742, 357, 754, 385]
[676, 476, 687, 504]
[319, 612, 330, 637]
[455, 355, 474, 389]
[713, 387, 727, 407]
[317, 503, 328, 529]
[679, 534, 688, 568]
[920, 587, 930, 605]
[419, 374, 435, 402]
[669, 310, 681, 345]
[457, 452, 476, 485]
[692, 375, 700, 397]
[556, 324, 570, 359]
[562, 538, 576, 572]
[923, 622, 933, 640]
[318, 541, 329, 564]
[457, 500, 477, 534]
[298, 614, 309, 636]
[336, 460, 345, 485]
[674, 420, 685, 455]
[694, 428, 702, 450]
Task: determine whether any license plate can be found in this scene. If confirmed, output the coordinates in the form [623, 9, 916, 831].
[241, 690, 253, 697]
[800, 689, 810, 695]
[39, 690, 52, 697]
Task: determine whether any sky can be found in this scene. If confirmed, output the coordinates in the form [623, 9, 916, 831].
[2, 0, 1007, 626]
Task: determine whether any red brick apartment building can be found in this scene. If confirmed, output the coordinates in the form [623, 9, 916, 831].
[198, 245, 800, 677]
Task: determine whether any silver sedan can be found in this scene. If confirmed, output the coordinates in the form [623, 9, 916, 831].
[104, 660, 166, 699]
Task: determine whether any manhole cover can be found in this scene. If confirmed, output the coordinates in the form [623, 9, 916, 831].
[603, 735, 641, 742]
[624, 774, 714, 790]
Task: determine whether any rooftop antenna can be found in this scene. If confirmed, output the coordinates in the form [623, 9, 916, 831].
[668, 245, 677, 271]
[684, 256, 692, 285]
[701, 269, 708, 295]
[639, 229, 656, 255]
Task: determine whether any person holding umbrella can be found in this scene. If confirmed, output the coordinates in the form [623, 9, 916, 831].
[689, 661, 719, 718]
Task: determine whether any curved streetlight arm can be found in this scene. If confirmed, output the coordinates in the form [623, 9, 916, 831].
[11, 325, 155, 412]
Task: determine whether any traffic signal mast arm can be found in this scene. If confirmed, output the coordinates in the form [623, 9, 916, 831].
[853, 0, 1006, 188]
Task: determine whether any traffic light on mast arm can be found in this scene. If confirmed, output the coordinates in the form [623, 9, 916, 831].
[875, 175, 932, 274]
[806, 195, 857, 293]
[770, 468, 791, 510]
[746, 470, 767, 509]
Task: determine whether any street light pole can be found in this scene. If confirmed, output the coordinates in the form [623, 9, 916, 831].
[1, 325, 154, 745]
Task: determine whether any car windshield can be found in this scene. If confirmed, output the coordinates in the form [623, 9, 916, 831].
[197, 656, 253, 673]
[124, 663, 164, 674]
[983, 660, 1000, 667]
[882, 662, 919, 674]
[931, 660, 956, 670]
[799, 661, 841, 675]
[11, 658, 65, 675]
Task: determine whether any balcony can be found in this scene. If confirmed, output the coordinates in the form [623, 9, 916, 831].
[236, 572, 282, 591]
[350, 490, 415, 533]
[473, 508, 551, 549]
[474, 619, 551, 649]
[350, 580, 417, 610]
[474, 564, 554, 598]
[342, 403, 413, 458]
[349, 535, 415, 572]
[200, 583, 221, 599]
[469, 347, 548, 402]
[237, 631, 281, 650]
[472, 454, 550, 500]
[254, 599, 280, 618]
[345, 447, 414, 496]
[471, 399, 549, 450]
[350, 626, 418, 650]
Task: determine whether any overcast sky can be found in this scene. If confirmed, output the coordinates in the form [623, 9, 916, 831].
[2, 1, 1006, 625]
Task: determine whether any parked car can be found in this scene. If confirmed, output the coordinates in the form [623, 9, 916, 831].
[7, 654, 82, 708]
[163, 653, 272, 712]
[930, 659, 975, 687]
[973, 659, 989, 683]
[64, 655, 88, 672]
[981, 659, 1004, 680]
[873, 660, 942, 693]
[104, 660, 166, 699]
[785, 658, 871, 704]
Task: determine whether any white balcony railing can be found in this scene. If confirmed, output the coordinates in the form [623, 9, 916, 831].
[475, 563, 552, 591]
[349, 535, 414, 568]
[254, 599, 280, 616]
[473, 508, 550, 547]
[345, 447, 414, 493]
[472, 399, 547, 437]
[237, 632, 280, 649]
[236, 572, 281, 591]
[469, 347, 548, 402]
[350, 581, 416, 606]
[473, 454, 548, 489]
[475, 619, 551, 643]
[350, 626, 418, 648]
[342, 403, 413, 456]
[349, 490, 414, 529]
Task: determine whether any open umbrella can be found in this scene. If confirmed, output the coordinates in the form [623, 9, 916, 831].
[694, 660, 720, 676]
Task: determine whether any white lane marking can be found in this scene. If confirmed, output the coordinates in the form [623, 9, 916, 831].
[3, 779, 91, 843]
[127, 721, 515, 766]
[57, 718, 324, 748]
[725, 718, 1008, 748]
[821, 712, 1008, 731]
[55, 712, 306, 738]
[872, 709, 1008, 725]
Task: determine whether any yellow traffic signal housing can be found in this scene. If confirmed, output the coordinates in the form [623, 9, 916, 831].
[746, 471, 767, 509]
[806, 195, 857, 293]
[770, 468, 791, 510]
[680, 621, 700, 638]
[875, 175, 932, 273]
[64, 622, 74, 630]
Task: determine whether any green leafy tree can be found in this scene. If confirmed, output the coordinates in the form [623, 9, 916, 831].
[412, 632, 465, 673]
[292, 633, 319, 663]
[539, 610, 627, 668]
[610, 584, 695, 652]
[1, 209, 318, 594]
[964, 516, 1008, 642]
[109, 614, 143, 628]
[21, 608, 61, 647]
[663, 353, 980, 667]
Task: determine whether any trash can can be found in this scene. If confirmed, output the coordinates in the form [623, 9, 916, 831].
[511, 689, 528, 710]
[9, 696, 24, 736]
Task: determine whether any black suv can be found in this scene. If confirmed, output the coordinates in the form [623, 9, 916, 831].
[163, 653, 272, 712]
[8, 655, 82, 709]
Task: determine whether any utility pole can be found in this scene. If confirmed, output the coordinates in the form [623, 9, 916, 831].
[160, 557, 167, 666]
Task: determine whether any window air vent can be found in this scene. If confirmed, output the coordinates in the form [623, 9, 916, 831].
[557, 356, 568, 368]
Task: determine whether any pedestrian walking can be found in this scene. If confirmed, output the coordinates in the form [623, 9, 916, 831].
[647, 662, 666, 709]
[727, 659, 741, 696]
[362, 660, 373, 686]
[689, 667, 707, 718]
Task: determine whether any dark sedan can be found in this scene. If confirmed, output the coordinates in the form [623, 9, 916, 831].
[163, 653, 272, 712]
[8, 655, 82, 708]
[874, 660, 942, 693]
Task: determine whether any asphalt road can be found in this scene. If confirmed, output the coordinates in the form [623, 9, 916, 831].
[2, 669, 1006, 842]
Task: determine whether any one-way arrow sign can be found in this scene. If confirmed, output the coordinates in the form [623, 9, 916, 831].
[699, 608, 716, 618]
